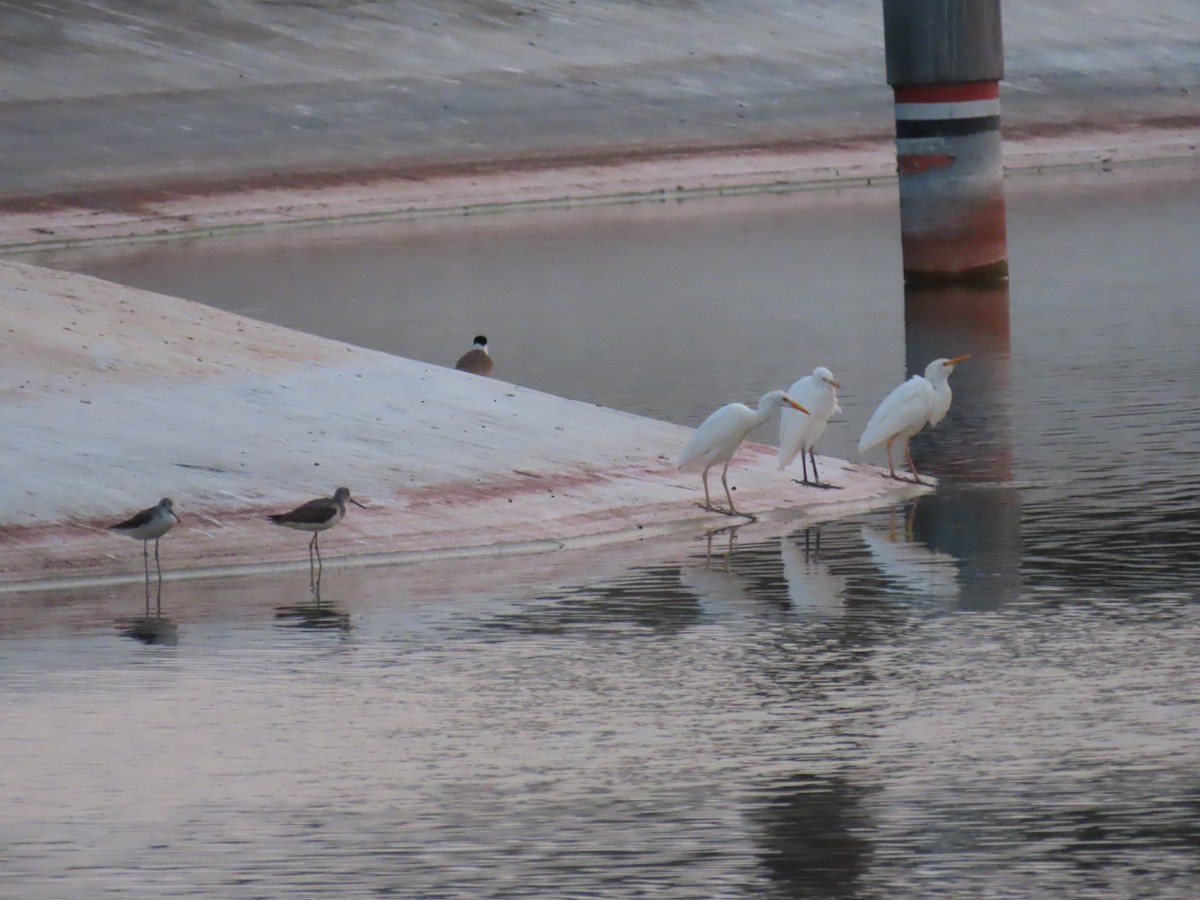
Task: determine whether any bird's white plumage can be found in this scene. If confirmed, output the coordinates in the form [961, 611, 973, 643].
[111, 497, 179, 541]
[678, 390, 808, 514]
[857, 356, 968, 482]
[778, 366, 840, 471]
[858, 374, 937, 453]
[679, 391, 795, 473]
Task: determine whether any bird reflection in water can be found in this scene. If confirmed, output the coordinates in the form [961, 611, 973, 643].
[273, 576, 352, 632]
[115, 584, 179, 646]
[780, 526, 848, 616]
[860, 500, 961, 606]
[677, 523, 753, 617]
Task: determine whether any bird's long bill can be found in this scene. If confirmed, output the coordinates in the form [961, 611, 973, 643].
[171, 511, 181, 522]
[349, 498, 368, 509]
[830, 380, 842, 389]
[787, 399, 811, 414]
[946, 354, 971, 366]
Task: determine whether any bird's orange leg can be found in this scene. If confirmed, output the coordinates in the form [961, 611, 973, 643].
[903, 440, 926, 485]
[885, 437, 900, 480]
[699, 468, 713, 511]
[720, 462, 756, 518]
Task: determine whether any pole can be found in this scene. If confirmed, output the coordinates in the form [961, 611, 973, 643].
[883, 0, 1008, 284]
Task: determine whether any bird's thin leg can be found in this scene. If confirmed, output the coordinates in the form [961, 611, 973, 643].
[307, 533, 317, 586]
[885, 437, 902, 481]
[314, 532, 323, 578]
[904, 440, 926, 485]
[700, 468, 713, 511]
[720, 461, 737, 515]
[809, 448, 820, 486]
[800, 450, 810, 485]
[142, 541, 150, 611]
[154, 538, 163, 613]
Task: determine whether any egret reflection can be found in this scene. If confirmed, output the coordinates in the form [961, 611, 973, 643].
[780, 527, 848, 617]
[860, 502, 961, 606]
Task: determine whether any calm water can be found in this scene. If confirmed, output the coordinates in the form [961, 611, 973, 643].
[4, 164, 1200, 897]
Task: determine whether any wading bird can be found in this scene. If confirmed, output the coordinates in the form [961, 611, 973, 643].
[778, 366, 842, 487]
[678, 391, 810, 516]
[268, 487, 366, 584]
[858, 355, 969, 484]
[110, 497, 180, 605]
[454, 335, 494, 376]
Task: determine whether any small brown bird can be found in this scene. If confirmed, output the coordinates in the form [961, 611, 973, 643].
[268, 487, 365, 583]
[454, 334, 494, 376]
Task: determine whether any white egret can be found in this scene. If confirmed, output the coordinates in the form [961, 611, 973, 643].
[858, 355, 969, 484]
[268, 487, 366, 584]
[455, 334, 494, 376]
[678, 390, 810, 516]
[110, 497, 180, 605]
[778, 366, 842, 487]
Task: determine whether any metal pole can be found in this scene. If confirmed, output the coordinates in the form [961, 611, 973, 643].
[883, 0, 1008, 284]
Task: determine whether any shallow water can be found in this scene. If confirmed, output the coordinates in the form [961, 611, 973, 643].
[4, 164, 1200, 896]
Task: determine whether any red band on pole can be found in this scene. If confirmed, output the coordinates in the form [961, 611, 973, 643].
[893, 82, 999, 104]
[897, 154, 955, 175]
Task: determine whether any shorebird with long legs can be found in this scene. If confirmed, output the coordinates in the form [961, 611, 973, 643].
[110, 497, 180, 610]
[268, 487, 366, 585]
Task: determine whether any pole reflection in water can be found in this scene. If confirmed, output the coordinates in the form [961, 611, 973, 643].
[903, 282, 1021, 610]
[748, 773, 873, 898]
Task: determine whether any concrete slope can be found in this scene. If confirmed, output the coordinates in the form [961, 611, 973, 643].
[1, 2, 1195, 214]
[0, 261, 921, 588]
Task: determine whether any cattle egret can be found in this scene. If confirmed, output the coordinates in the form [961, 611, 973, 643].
[678, 391, 810, 516]
[858, 355, 969, 484]
[778, 366, 841, 486]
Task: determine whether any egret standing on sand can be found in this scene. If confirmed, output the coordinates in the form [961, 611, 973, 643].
[858, 355, 970, 484]
[778, 366, 842, 487]
[110, 497, 180, 605]
[455, 335, 494, 376]
[678, 391, 810, 517]
[268, 487, 366, 583]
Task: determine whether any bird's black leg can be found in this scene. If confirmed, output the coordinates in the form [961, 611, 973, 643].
[154, 538, 163, 613]
[142, 540, 151, 612]
[807, 449, 841, 489]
